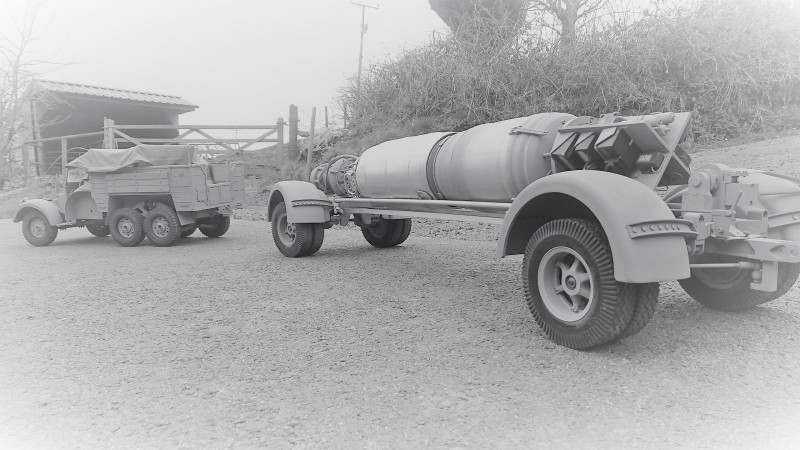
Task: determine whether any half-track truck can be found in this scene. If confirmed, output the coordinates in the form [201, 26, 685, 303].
[267, 111, 800, 349]
[14, 145, 245, 247]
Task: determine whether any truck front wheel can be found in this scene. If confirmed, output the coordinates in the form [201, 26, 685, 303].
[271, 202, 319, 257]
[523, 218, 636, 349]
[199, 215, 230, 238]
[361, 218, 412, 248]
[22, 211, 58, 246]
[144, 206, 181, 247]
[109, 208, 146, 247]
[86, 224, 110, 237]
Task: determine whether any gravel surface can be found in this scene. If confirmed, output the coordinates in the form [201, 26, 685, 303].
[2, 138, 800, 448]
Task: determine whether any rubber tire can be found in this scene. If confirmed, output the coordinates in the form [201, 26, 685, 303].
[109, 208, 146, 247]
[199, 215, 231, 238]
[86, 224, 110, 237]
[361, 218, 412, 248]
[22, 211, 58, 246]
[523, 218, 635, 349]
[180, 224, 198, 238]
[144, 206, 181, 247]
[616, 283, 660, 340]
[308, 223, 325, 256]
[680, 258, 800, 311]
[271, 202, 316, 257]
[766, 263, 800, 301]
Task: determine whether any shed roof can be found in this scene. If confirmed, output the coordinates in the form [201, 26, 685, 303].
[33, 79, 198, 110]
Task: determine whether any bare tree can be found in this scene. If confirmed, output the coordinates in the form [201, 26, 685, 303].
[528, 0, 608, 44]
[0, 10, 39, 187]
[429, 0, 529, 42]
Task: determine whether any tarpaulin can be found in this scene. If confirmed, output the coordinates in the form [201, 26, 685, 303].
[66, 145, 206, 172]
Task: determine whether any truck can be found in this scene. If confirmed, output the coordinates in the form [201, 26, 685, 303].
[266, 111, 800, 349]
[14, 145, 245, 247]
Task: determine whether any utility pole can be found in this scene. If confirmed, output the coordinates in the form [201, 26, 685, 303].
[352, 1, 378, 95]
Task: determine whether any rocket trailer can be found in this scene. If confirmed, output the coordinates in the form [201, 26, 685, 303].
[14, 145, 245, 247]
[267, 111, 800, 349]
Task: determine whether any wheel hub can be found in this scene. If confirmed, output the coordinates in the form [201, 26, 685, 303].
[538, 246, 595, 321]
[118, 218, 134, 238]
[29, 219, 46, 238]
[151, 217, 170, 238]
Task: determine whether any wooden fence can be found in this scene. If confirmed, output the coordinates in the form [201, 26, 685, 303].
[22, 106, 302, 181]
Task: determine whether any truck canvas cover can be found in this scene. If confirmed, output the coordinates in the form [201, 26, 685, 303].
[66, 145, 206, 172]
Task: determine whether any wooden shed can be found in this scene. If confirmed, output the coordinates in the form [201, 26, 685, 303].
[29, 80, 198, 174]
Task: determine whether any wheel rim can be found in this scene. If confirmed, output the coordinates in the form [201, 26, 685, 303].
[29, 218, 47, 238]
[276, 211, 296, 246]
[538, 246, 595, 322]
[117, 218, 135, 238]
[151, 216, 170, 238]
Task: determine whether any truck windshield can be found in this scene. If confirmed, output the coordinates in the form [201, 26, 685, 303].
[66, 168, 88, 183]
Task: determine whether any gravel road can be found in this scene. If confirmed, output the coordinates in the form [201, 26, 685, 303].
[2, 217, 800, 448]
[3, 138, 800, 448]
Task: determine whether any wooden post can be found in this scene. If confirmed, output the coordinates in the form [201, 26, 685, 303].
[22, 144, 30, 185]
[288, 105, 299, 161]
[103, 118, 116, 149]
[305, 107, 317, 181]
[61, 139, 68, 172]
[325, 106, 329, 128]
[35, 144, 44, 177]
[276, 118, 285, 168]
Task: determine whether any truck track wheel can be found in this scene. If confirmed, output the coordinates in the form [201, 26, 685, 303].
[109, 208, 146, 247]
[271, 202, 315, 257]
[361, 218, 412, 248]
[199, 215, 231, 238]
[86, 224, 110, 237]
[616, 283, 660, 340]
[144, 206, 181, 247]
[523, 218, 634, 349]
[22, 211, 58, 246]
[180, 224, 197, 238]
[680, 255, 798, 311]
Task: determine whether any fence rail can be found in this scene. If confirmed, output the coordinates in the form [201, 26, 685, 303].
[22, 116, 294, 180]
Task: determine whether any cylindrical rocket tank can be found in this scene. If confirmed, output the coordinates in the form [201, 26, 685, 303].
[355, 132, 453, 199]
[432, 112, 574, 201]
[352, 112, 574, 202]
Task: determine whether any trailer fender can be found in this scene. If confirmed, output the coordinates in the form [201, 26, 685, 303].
[267, 181, 333, 223]
[497, 171, 691, 283]
[13, 199, 64, 226]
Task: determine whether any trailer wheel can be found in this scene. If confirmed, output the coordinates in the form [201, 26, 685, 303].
[109, 208, 146, 247]
[144, 206, 181, 247]
[22, 210, 58, 246]
[308, 224, 325, 255]
[361, 218, 412, 248]
[86, 224, 110, 237]
[271, 202, 316, 257]
[180, 224, 197, 238]
[523, 218, 635, 349]
[199, 215, 230, 238]
[616, 283, 660, 340]
[680, 255, 799, 311]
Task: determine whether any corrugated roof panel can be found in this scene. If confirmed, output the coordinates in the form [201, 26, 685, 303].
[34, 79, 198, 109]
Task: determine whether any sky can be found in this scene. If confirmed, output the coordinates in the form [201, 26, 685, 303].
[1, 0, 446, 131]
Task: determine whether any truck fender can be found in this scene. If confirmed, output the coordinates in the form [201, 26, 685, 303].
[65, 191, 103, 221]
[13, 199, 64, 226]
[497, 171, 691, 283]
[267, 181, 333, 223]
